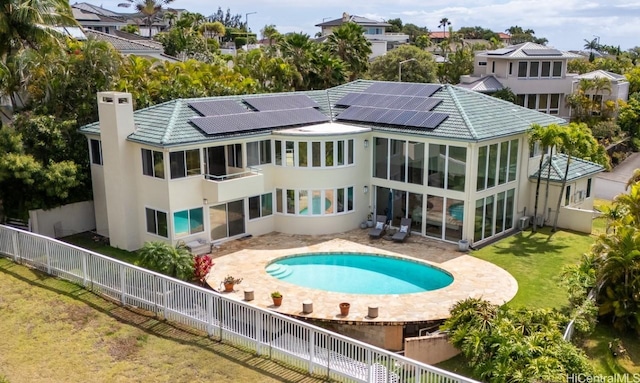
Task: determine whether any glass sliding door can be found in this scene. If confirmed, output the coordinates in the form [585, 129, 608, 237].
[210, 200, 245, 241]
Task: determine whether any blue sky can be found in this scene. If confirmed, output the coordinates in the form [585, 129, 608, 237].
[92, 0, 640, 51]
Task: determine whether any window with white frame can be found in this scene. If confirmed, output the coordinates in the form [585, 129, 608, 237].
[274, 139, 354, 168]
[227, 143, 242, 168]
[173, 207, 204, 237]
[516, 94, 560, 115]
[249, 193, 273, 219]
[90, 139, 102, 165]
[247, 140, 272, 166]
[141, 148, 165, 179]
[277, 187, 353, 215]
[170, 149, 200, 179]
[145, 208, 168, 237]
[517, 61, 563, 78]
[477, 139, 518, 191]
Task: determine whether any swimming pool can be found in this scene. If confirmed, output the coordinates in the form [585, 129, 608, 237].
[266, 253, 453, 294]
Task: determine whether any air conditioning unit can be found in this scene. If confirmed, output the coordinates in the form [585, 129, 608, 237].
[519, 216, 530, 230]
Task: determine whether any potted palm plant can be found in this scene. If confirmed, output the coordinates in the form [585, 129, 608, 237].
[271, 291, 283, 306]
[221, 275, 242, 292]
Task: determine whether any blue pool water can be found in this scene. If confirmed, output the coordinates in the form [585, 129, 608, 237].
[448, 204, 464, 221]
[299, 197, 332, 215]
[266, 253, 453, 294]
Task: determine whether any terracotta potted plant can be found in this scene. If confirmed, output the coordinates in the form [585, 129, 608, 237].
[271, 291, 283, 306]
[339, 302, 350, 316]
[221, 275, 242, 292]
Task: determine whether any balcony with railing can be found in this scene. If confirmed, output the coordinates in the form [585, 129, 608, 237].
[202, 168, 264, 204]
[364, 33, 409, 42]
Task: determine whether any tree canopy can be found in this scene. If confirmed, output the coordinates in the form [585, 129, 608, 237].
[368, 45, 437, 83]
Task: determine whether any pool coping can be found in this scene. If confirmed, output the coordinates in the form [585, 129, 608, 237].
[206, 238, 518, 324]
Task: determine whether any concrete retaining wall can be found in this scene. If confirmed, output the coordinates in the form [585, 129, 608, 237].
[404, 333, 460, 365]
[29, 200, 96, 238]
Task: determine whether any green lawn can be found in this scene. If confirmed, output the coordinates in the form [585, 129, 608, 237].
[62, 232, 139, 265]
[435, 227, 597, 378]
[582, 323, 640, 374]
[473, 227, 595, 309]
[0, 257, 322, 383]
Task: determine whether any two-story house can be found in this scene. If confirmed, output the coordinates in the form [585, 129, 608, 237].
[459, 42, 584, 120]
[315, 13, 409, 58]
[80, 81, 602, 252]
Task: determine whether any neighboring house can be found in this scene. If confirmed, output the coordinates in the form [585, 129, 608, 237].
[72, 2, 170, 38]
[83, 30, 179, 62]
[79, 80, 603, 252]
[315, 13, 409, 58]
[72, 6, 126, 34]
[574, 70, 629, 115]
[459, 42, 584, 120]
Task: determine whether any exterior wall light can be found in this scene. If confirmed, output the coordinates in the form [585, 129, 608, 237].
[364, 139, 369, 148]
[363, 186, 369, 194]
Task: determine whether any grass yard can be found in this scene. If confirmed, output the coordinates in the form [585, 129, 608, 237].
[62, 232, 139, 264]
[472, 226, 595, 309]
[582, 323, 640, 374]
[0, 258, 323, 383]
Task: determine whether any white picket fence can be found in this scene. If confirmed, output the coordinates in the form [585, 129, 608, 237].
[0, 225, 477, 383]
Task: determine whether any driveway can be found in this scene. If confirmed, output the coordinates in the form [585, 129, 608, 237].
[595, 152, 640, 200]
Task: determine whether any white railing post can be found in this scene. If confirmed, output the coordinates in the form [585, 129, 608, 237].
[11, 230, 19, 262]
[255, 311, 262, 356]
[308, 329, 316, 375]
[45, 240, 51, 274]
[161, 278, 168, 319]
[81, 252, 88, 287]
[367, 348, 373, 383]
[206, 293, 214, 336]
[120, 264, 126, 304]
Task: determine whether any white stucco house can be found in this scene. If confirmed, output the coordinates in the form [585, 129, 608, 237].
[315, 13, 409, 59]
[459, 42, 584, 120]
[80, 80, 603, 252]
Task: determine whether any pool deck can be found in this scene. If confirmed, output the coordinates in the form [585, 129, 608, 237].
[206, 230, 518, 324]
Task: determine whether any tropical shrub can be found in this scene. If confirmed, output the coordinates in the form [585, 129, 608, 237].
[193, 254, 214, 286]
[138, 241, 194, 281]
[442, 298, 593, 381]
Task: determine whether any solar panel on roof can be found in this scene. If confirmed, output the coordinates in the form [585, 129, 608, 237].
[364, 83, 442, 97]
[419, 113, 449, 129]
[190, 108, 329, 135]
[188, 100, 249, 116]
[335, 93, 442, 111]
[486, 48, 515, 55]
[243, 94, 320, 111]
[522, 48, 562, 56]
[336, 106, 448, 130]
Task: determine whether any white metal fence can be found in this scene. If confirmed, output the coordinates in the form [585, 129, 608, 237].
[0, 225, 477, 383]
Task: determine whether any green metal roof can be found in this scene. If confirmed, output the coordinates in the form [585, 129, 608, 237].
[79, 80, 567, 147]
[530, 153, 604, 182]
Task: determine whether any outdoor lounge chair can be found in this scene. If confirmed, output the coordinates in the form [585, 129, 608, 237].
[392, 218, 412, 243]
[368, 215, 388, 238]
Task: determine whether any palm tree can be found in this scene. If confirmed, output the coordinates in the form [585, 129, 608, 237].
[584, 38, 599, 62]
[309, 49, 347, 89]
[591, 76, 612, 114]
[438, 17, 451, 38]
[127, 0, 175, 38]
[0, 0, 77, 60]
[552, 123, 598, 231]
[278, 33, 314, 90]
[260, 24, 280, 46]
[591, 224, 640, 331]
[325, 22, 371, 81]
[528, 124, 561, 231]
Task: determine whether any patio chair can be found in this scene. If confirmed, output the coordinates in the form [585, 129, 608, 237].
[368, 215, 388, 238]
[392, 218, 412, 243]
